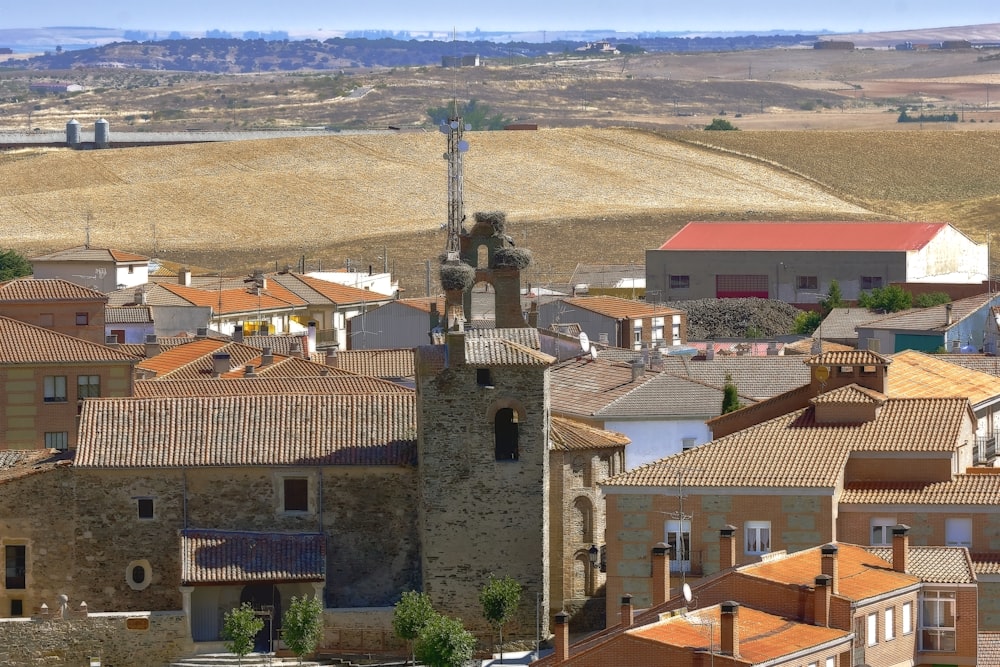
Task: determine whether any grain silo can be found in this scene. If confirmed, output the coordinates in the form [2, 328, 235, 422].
[65, 119, 81, 148]
[95, 118, 110, 149]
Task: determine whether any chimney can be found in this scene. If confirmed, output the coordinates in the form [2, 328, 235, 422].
[706, 344, 716, 360]
[446, 331, 466, 367]
[720, 525, 737, 570]
[598, 332, 609, 345]
[720, 601, 740, 657]
[820, 544, 839, 594]
[631, 359, 645, 381]
[178, 267, 191, 287]
[260, 346, 274, 367]
[144, 333, 160, 358]
[946, 302, 953, 326]
[211, 352, 231, 377]
[325, 345, 339, 368]
[766, 341, 779, 356]
[196, 327, 207, 339]
[233, 325, 244, 343]
[553, 611, 570, 664]
[814, 575, 832, 627]
[651, 543, 671, 606]
[892, 524, 910, 574]
[951, 339, 961, 353]
[105, 335, 120, 348]
[307, 321, 318, 357]
[135, 287, 147, 305]
[620, 594, 634, 629]
[244, 364, 256, 377]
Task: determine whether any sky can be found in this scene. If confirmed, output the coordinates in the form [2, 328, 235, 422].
[3, 0, 998, 35]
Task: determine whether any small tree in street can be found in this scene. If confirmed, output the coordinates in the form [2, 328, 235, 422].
[722, 373, 741, 414]
[393, 590, 436, 665]
[223, 602, 264, 665]
[480, 574, 522, 664]
[0, 248, 31, 282]
[414, 613, 476, 667]
[282, 595, 324, 664]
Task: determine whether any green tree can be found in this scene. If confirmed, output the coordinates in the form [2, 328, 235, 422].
[819, 280, 844, 313]
[282, 595, 324, 664]
[222, 602, 264, 665]
[914, 291, 952, 308]
[705, 118, 738, 130]
[480, 574, 522, 664]
[858, 285, 912, 313]
[792, 309, 823, 335]
[414, 613, 476, 667]
[427, 99, 513, 130]
[722, 373, 741, 414]
[393, 590, 436, 665]
[0, 248, 31, 282]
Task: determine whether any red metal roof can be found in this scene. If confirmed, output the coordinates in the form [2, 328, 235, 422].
[658, 221, 948, 252]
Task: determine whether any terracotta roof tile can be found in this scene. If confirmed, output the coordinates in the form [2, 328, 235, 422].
[550, 416, 630, 451]
[817, 307, 899, 342]
[246, 356, 352, 378]
[806, 349, 891, 367]
[743, 544, 918, 600]
[979, 632, 1000, 667]
[465, 336, 554, 366]
[0, 450, 72, 485]
[867, 546, 975, 584]
[181, 530, 325, 585]
[395, 296, 446, 314]
[0, 278, 107, 302]
[605, 397, 971, 489]
[136, 338, 227, 377]
[938, 354, 1000, 377]
[631, 605, 849, 663]
[888, 349, 1000, 406]
[105, 306, 152, 324]
[562, 295, 683, 320]
[134, 375, 413, 397]
[972, 555, 1000, 575]
[0, 316, 138, 364]
[76, 394, 417, 468]
[783, 338, 854, 355]
[658, 221, 948, 252]
[158, 282, 304, 315]
[270, 272, 393, 306]
[810, 384, 886, 404]
[863, 293, 995, 333]
[840, 474, 1000, 505]
[32, 245, 149, 263]
[336, 349, 415, 378]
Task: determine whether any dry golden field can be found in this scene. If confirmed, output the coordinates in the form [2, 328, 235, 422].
[0, 128, 883, 290]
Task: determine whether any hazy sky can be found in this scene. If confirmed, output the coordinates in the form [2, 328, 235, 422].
[4, 0, 997, 34]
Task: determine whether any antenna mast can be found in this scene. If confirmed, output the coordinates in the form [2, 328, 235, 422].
[441, 116, 469, 257]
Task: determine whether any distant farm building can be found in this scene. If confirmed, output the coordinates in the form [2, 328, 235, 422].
[576, 40, 619, 54]
[441, 54, 481, 67]
[814, 40, 854, 50]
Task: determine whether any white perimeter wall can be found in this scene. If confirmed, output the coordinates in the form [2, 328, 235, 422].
[605, 418, 713, 470]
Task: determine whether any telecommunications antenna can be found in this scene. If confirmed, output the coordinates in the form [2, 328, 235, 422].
[682, 583, 693, 604]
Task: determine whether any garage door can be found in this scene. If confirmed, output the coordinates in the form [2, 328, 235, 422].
[716, 274, 769, 299]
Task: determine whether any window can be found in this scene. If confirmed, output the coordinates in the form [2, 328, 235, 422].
[945, 517, 972, 547]
[902, 601, 913, 634]
[4, 545, 26, 589]
[75, 312, 89, 325]
[744, 521, 771, 555]
[125, 559, 152, 591]
[44, 432, 68, 450]
[886, 606, 895, 641]
[494, 407, 519, 461]
[669, 275, 690, 289]
[128, 265, 134, 274]
[665, 520, 691, 573]
[867, 612, 878, 646]
[283, 478, 309, 512]
[43, 375, 67, 403]
[136, 498, 154, 520]
[797, 275, 818, 290]
[476, 368, 494, 387]
[870, 517, 896, 546]
[633, 322, 642, 345]
[10, 599, 23, 616]
[825, 659, 835, 667]
[110, 329, 125, 344]
[921, 590, 956, 651]
[77, 375, 100, 400]
[861, 276, 883, 290]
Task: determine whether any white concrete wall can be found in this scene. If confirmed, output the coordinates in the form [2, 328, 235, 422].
[605, 418, 712, 470]
[906, 225, 988, 283]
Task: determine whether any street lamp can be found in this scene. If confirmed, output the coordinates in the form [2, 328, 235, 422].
[588, 544, 599, 569]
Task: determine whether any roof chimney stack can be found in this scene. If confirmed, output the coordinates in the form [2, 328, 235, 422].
[946, 302, 953, 326]
[244, 364, 256, 378]
[720, 525, 738, 570]
[325, 345, 338, 368]
[553, 611, 570, 664]
[720, 601, 740, 657]
[821, 544, 839, 594]
[892, 524, 910, 574]
[211, 352, 230, 377]
[260, 346, 274, 367]
[144, 333, 160, 358]
[620, 594, 634, 629]
[814, 574, 832, 627]
[196, 327, 207, 339]
[307, 321, 318, 357]
[631, 359, 645, 381]
[233, 324, 244, 343]
[651, 543, 671, 606]
[179, 267, 191, 287]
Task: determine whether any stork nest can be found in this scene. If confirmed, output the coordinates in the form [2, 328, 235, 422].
[493, 247, 532, 270]
[439, 261, 476, 291]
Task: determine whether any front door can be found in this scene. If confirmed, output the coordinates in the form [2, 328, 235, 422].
[240, 584, 282, 653]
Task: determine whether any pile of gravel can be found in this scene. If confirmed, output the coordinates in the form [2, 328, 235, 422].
[665, 298, 801, 340]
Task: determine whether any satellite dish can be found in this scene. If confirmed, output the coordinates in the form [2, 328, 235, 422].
[815, 365, 830, 383]
[682, 583, 692, 604]
[590, 345, 598, 360]
[579, 331, 590, 353]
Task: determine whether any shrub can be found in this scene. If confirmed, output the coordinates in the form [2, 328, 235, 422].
[222, 602, 264, 663]
[393, 591, 436, 666]
[415, 613, 475, 667]
[282, 595, 324, 663]
[705, 118, 738, 130]
[914, 292, 951, 308]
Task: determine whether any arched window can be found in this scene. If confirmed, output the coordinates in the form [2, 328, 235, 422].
[570, 456, 586, 488]
[574, 496, 594, 543]
[494, 407, 519, 461]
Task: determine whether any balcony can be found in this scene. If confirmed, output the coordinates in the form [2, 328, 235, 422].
[975, 436, 996, 465]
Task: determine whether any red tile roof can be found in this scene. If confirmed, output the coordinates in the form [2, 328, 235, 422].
[158, 282, 304, 315]
[550, 416, 630, 451]
[32, 245, 149, 263]
[134, 375, 412, 397]
[0, 278, 107, 302]
[181, 530, 325, 585]
[0, 316, 137, 364]
[563, 295, 682, 320]
[658, 221, 948, 252]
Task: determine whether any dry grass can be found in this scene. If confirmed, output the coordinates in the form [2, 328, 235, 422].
[0, 128, 876, 289]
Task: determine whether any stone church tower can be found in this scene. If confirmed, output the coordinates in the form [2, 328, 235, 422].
[417, 212, 551, 637]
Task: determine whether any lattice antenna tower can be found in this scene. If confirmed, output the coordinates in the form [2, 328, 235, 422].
[440, 116, 469, 257]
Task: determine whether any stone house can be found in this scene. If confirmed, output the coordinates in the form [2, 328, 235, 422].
[0, 316, 136, 450]
[533, 530, 979, 666]
[537, 295, 686, 351]
[646, 221, 988, 304]
[0, 278, 108, 345]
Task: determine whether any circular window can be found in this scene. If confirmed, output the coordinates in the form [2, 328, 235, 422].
[125, 559, 152, 591]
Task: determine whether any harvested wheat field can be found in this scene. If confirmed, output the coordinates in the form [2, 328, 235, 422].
[1, 126, 991, 290]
